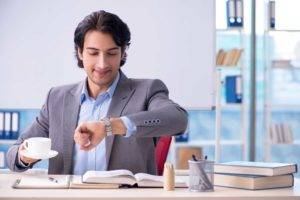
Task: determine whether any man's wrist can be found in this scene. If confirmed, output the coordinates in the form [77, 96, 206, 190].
[110, 118, 127, 136]
[101, 117, 113, 136]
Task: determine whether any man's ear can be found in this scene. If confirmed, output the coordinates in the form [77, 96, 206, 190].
[121, 52, 127, 61]
[77, 48, 83, 60]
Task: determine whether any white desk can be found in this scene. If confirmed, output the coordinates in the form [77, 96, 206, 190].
[0, 173, 300, 200]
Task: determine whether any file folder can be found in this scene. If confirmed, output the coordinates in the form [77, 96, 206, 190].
[225, 76, 242, 103]
[0, 151, 4, 168]
[11, 112, 19, 139]
[226, 0, 236, 27]
[226, 0, 243, 28]
[4, 112, 12, 139]
[269, 1, 275, 29]
[235, 75, 243, 102]
[235, 0, 243, 27]
[0, 112, 4, 139]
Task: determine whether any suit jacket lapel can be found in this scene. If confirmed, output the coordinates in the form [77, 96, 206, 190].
[62, 81, 83, 174]
[105, 71, 135, 168]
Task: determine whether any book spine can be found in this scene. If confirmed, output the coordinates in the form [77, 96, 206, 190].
[269, 1, 275, 29]
[0, 151, 4, 168]
[4, 112, 11, 139]
[235, 0, 243, 27]
[11, 112, 20, 139]
[0, 112, 4, 139]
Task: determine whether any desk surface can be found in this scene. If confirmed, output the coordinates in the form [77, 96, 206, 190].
[1, 173, 300, 200]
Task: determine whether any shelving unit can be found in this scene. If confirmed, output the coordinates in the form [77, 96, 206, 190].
[170, 27, 248, 164]
[215, 27, 248, 162]
[263, 0, 300, 161]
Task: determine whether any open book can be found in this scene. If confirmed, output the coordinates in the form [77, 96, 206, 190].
[83, 170, 188, 188]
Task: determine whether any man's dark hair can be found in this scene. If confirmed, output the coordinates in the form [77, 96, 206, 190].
[74, 10, 131, 68]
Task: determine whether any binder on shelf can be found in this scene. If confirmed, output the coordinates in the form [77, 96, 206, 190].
[11, 112, 20, 139]
[269, 1, 275, 29]
[235, 0, 243, 27]
[4, 112, 12, 139]
[175, 132, 188, 142]
[235, 75, 242, 101]
[0, 112, 4, 139]
[226, 0, 243, 28]
[225, 75, 242, 103]
[226, 0, 236, 27]
[0, 151, 4, 168]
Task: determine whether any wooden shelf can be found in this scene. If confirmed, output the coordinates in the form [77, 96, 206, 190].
[271, 140, 300, 146]
[173, 140, 243, 147]
[216, 66, 242, 70]
[216, 28, 243, 32]
[266, 104, 300, 110]
[266, 29, 300, 32]
[222, 104, 242, 110]
[0, 140, 16, 145]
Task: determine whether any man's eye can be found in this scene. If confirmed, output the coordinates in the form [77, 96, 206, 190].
[89, 52, 98, 56]
[107, 52, 118, 56]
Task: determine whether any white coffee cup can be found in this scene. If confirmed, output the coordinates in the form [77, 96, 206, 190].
[24, 137, 51, 157]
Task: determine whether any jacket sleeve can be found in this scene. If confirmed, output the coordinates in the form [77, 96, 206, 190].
[126, 79, 188, 137]
[6, 88, 52, 172]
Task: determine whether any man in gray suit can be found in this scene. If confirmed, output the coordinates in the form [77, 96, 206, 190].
[6, 10, 188, 175]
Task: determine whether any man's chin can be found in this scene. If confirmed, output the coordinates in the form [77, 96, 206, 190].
[92, 79, 113, 88]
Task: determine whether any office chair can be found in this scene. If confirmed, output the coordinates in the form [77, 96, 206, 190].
[155, 136, 172, 175]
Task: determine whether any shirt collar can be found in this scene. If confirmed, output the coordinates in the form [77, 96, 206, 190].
[80, 71, 120, 104]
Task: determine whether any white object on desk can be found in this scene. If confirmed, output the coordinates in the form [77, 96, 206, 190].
[19, 149, 58, 160]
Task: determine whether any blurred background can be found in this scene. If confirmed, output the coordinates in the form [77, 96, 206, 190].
[0, 0, 300, 178]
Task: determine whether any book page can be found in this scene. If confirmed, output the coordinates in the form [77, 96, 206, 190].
[70, 176, 119, 189]
[134, 173, 188, 188]
[134, 173, 163, 182]
[83, 170, 136, 185]
[84, 170, 134, 178]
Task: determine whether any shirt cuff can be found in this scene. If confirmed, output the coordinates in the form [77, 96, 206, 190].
[120, 116, 137, 138]
[17, 152, 30, 168]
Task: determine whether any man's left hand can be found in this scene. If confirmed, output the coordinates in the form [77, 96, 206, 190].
[74, 121, 106, 151]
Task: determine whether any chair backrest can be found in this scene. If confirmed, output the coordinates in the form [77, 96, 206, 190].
[155, 136, 172, 175]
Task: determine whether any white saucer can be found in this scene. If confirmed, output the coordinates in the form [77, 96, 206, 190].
[20, 149, 58, 160]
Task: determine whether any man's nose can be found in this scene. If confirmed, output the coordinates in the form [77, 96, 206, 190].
[96, 54, 108, 68]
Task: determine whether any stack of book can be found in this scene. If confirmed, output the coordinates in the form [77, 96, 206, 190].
[216, 48, 243, 66]
[269, 123, 294, 144]
[271, 59, 293, 68]
[214, 161, 297, 190]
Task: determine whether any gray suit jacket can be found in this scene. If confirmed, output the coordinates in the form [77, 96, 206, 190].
[6, 70, 188, 175]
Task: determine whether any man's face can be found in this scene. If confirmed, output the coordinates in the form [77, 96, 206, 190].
[78, 30, 123, 89]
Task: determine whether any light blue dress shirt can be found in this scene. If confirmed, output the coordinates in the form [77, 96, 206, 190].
[72, 72, 136, 175]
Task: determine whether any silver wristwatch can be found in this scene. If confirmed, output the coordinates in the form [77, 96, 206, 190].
[101, 117, 113, 136]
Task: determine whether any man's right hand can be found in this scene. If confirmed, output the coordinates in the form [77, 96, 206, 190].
[18, 142, 39, 165]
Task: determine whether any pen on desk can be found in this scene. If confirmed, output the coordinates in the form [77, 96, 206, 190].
[48, 177, 58, 183]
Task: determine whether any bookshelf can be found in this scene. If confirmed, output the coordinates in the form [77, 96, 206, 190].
[170, 26, 248, 165]
[215, 27, 248, 162]
[263, 0, 300, 161]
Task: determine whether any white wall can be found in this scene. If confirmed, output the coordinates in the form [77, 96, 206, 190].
[0, 0, 215, 109]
